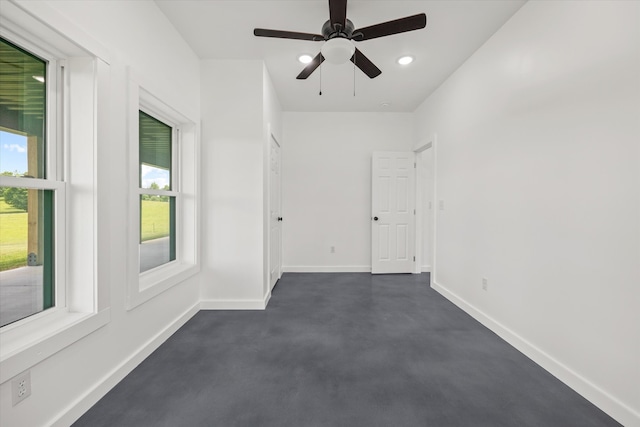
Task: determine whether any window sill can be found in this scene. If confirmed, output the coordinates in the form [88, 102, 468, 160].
[0, 308, 110, 384]
[127, 262, 199, 310]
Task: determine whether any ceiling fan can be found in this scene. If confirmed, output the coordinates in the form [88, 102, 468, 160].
[254, 0, 427, 80]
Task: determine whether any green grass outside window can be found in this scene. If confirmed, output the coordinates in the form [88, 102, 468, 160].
[0, 198, 170, 271]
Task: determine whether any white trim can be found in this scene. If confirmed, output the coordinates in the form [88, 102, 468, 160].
[46, 51, 60, 181]
[0, 176, 65, 190]
[0, 23, 106, 376]
[263, 123, 271, 299]
[54, 184, 67, 316]
[138, 188, 179, 197]
[66, 56, 100, 314]
[126, 73, 200, 310]
[431, 134, 438, 286]
[266, 128, 283, 295]
[133, 264, 199, 308]
[413, 141, 433, 154]
[283, 266, 371, 273]
[413, 136, 435, 276]
[49, 304, 199, 427]
[200, 294, 271, 311]
[431, 281, 640, 427]
[264, 291, 272, 308]
[0, 16, 67, 60]
[0, 309, 110, 384]
[421, 265, 432, 273]
[8, 0, 111, 62]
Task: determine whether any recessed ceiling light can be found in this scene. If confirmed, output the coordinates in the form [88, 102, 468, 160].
[32, 75, 45, 83]
[380, 102, 392, 108]
[397, 56, 414, 65]
[298, 54, 313, 64]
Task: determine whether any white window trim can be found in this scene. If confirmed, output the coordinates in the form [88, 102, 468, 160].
[126, 71, 200, 310]
[0, 1, 110, 384]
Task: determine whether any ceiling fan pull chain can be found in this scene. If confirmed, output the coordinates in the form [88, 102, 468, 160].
[353, 52, 356, 97]
[319, 62, 322, 96]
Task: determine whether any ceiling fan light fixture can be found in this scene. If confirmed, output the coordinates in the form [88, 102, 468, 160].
[397, 56, 414, 65]
[298, 54, 314, 64]
[321, 38, 355, 64]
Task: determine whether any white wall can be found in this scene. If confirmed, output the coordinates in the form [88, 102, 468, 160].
[414, 1, 640, 425]
[0, 1, 202, 426]
[282, 112, 414, 271]
[199, 61, 282, 307]
[200, 60, 266, 307]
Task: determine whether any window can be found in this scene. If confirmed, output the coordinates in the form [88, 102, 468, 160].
[138, 110, 176, 272]
[0, 36, 60, 328]
[0, 2, 110, 384]
[126, 79, 199, 309]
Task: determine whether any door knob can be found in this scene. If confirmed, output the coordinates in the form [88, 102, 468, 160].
[277, 217, 283, 221]
[373, 216, 378, 221]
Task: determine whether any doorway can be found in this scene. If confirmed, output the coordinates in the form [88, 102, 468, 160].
[413, 136, 436, 284]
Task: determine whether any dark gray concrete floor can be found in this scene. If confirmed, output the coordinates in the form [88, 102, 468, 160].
[74, 273, 619, 427]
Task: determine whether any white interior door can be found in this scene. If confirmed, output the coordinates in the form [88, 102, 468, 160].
[269, 135, 282, 289]
[372, 152, 415, 274]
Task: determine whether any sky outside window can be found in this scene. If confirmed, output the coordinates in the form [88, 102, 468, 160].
[141, 164, 170, 189]
[0, 131, 28, 175]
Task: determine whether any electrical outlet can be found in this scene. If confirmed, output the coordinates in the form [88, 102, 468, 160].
[330, 246, 335, 253]
[482, 278, 488, 291]
[439, 200, 445, 210]
[12, 371, 31, 406]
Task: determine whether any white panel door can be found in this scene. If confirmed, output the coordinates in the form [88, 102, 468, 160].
[269, 135, 282, 290]
[372, 152, 415, 274]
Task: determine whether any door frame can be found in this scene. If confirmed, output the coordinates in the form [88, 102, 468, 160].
[413, 134, 437, 285]
[265, 123, 283, 302]
[267, 129, 282, 290]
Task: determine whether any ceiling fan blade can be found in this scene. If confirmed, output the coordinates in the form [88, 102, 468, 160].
[254, 28, 324, 41]
[329, 0, 347, 30]
[296, 52, 325, 79]
[350, 48, 381, 79]
[352, 13, 427, 41]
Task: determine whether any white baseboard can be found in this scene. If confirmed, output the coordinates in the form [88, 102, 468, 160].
[51, 302, 201, 427]
[431, 281, 640, 427]
[200, 292, 270, 310]
[283, 265, 371, 273]
[264, 290, 272, 308]
[421, 265, 432, 273]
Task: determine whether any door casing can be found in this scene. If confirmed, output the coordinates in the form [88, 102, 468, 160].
[269, 132, 282, 290]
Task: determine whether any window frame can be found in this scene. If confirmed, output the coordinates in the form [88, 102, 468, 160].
[138, 106, 179, 274]
[0, 3, 110, 384]
[126, 74, 199, 309]
[0, 32, 66, 326]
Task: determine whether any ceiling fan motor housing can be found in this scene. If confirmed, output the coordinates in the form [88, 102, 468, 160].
[322, 19, 355, 39]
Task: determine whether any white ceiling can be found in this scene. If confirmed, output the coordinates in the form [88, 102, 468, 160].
[155, 0, 526, 112]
